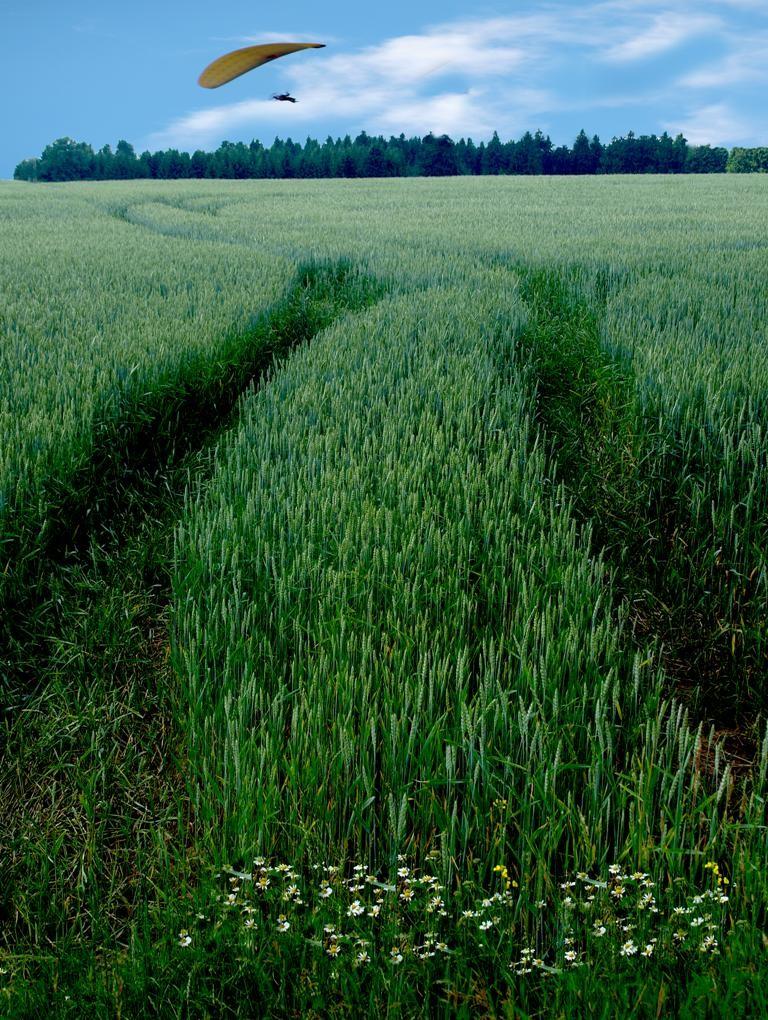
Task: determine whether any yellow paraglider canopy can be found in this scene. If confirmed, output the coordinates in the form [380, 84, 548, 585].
[198, 43, 326, 89]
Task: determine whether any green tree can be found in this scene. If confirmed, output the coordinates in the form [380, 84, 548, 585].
[418, 133, 458, 176]
[509, 131, 546, 174]
[37, 137, 95, 181]
[159, 149, 191, 178]
[590, 134, 604, 172]
[671, 133, 688, 172]
[571, 130, 593, 174]
[361, 144, 392, 177]
[95, 144, 114, 180]
[727, 147, 768, 172]
[455, 138, 480, 175]
[482, 132, 504, 174]
[686, 145, 728, 173]
[549, 145, 572, 174]
[113, 139, 139, 179]
[13, 158, 39, 181]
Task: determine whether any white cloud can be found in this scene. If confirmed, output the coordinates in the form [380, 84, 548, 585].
[713, 0, 768, 8]
[147, 99, 289, 151]
[603, 11, 721, 62]
[292, 20, 533, 91]
[238, 32, 341, 46]
[665, 102, 759, 145]
[375, 91, 495, 139]
[678, 32, 768, 87]
[146, 17, 555, 149]
[373, 87, 555, 140]
[143, 4, 766, 152]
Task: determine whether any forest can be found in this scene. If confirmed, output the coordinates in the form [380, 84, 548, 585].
[14, 128, 766, 182]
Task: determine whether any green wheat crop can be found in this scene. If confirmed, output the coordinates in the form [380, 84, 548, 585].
[1, 175, 766, 1017]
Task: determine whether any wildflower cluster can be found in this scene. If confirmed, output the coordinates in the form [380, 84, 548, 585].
[508, 861, 730, 974]
[175, 854, 457, 966]
[174, 856, 733, 981]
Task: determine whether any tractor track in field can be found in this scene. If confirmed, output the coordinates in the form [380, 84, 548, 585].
[1, 259, 385, 703]
[0, 259, 386, 946]
[514, 262, 765, 767]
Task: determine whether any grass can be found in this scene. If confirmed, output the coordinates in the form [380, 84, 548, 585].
[1, 176, 767, 1016]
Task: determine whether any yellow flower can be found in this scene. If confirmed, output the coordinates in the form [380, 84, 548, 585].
[493, 864, 518, 890]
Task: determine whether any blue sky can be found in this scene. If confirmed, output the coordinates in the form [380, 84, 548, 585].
[2, 0, 767, 176]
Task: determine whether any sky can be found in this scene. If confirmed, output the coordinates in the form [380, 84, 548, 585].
[2, 0, 767, 177]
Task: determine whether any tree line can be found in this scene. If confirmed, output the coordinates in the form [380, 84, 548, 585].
[14, 129, 766, 182]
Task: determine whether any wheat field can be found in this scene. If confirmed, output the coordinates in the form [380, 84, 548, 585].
[1, 176, 766, 1017]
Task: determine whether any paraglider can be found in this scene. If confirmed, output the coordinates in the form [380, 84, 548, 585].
[272, 93, 297, 104]
[198, 42, 325, 90]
